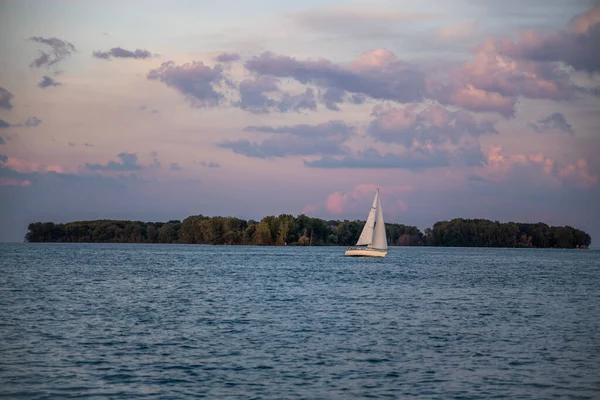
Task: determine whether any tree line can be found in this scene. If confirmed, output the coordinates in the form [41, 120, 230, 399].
[423, 218, 591, 249]
[25, 215, 591, 248]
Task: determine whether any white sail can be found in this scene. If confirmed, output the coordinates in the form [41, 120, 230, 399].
[355, 190, 378, 246]
[371, 191, 388, 250]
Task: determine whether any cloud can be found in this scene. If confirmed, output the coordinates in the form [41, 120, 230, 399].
[0, 117, 42, 129]
[0, 87, 13, 109]
[428, 52, 577, 117]
[93, 47, 155, 60]
[219, 120, 354, 158]
[200, 161, 220, 168]
[235, 77, 278, 113]
[235, 76, 318, 114]
[557, 159, 598, 188]
[68, 142, 95, 148]
[288, 7, 440, 40]
[0, 136, 4, 145]
[147, 61, 227, 107]
[169, 162, 182, 171]
[528, 112, 574, 135]
[29, 36, 76, 68]
[435, 21, 478, 41]
[325, 191, 349, 214]
[320, 88, 345, 111]
[368, 103, 498, 147]
[38, 76, 62, 88]
[306, 183, 413, 216]
[0, 177, 31, 187]
[24, 117, 41, 127]
[476, 145, 598, 189]
[277, 88, 317, 113]
[0, 155, 65, 174]
[304, 144, 485, 170]
[479, 4, 600, 73]
[244, 49, 426, 105]
[86, 152, 142, 171]
[214, 52, 240, 63]
[138, 105, 159, 114]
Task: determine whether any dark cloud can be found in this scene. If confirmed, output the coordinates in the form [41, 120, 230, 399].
[93, 47, 155, 60]
[200, 161, 220, 168]
[170, 162, 182, 171]
[244, 50, 426, 105]
[138, 105, 159, 114]
[277, 88, 317, 113]
[235, 77, 316, 114]
[320, 88, 345, 111]
[215, 52, 240, 63]
[0, 87, 13, 110]
[0, 117, 42, 129]
[86, 152, 142, 172]
[150, 151, 161, 168]
[0, 154, 7, 163]
[38, 76, 62, 88]
[29, 36, 75, 68]
[219, 121, 354, 158]
[244, 120, 354, 137]
[304, 148, 449, 169]
[304, 143, 486, 170]
[147, 61, 226, 107]
[368, 104, 498, 147]
[236, 77, 279, 113]
[528, 112, 574, 135]
[24, 117, 42, 127]
[69, 142, 96, 148]
[0, 136, 5, 145]
[481, 5, 600, 73]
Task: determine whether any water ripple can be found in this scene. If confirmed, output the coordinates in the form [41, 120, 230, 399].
[1, 244, 600, 399]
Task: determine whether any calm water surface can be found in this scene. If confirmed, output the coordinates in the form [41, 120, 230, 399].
[1, 244, 599, 399]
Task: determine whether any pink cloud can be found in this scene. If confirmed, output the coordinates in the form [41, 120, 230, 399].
[477, 5, 600, 73]
[348, 48, 399, 71]
[325, 191, 350, 214]
[478, 145, 597, 189]
[558, 159, 598, 188]
[568, 4, 600, 34]
[0, 178, 31, 187]
[310, 183, 413, 217]
[302, 204, 318, 214]
[435, 21, 477, 41]
[429, 49, 577, 117]
[396, 199, 408, 213]
[2, 157, 65, 174]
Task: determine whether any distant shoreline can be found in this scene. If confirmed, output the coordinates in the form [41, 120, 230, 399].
[24, 215, 591, 249]
[10, 242, 593, 250]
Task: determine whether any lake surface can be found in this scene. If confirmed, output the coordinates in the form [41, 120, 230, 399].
[1, 244, 599, 399]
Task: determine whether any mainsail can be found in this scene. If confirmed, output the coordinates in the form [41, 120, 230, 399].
[371, 192, 388, 250]
[355, 190, 378, 246]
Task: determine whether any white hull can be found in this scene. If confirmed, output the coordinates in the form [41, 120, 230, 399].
[344, 247, 388, 257]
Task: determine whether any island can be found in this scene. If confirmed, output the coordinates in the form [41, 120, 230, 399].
[25, 215, 591, 249]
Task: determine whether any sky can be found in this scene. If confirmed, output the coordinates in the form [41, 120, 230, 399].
[0, 0, 599, 243]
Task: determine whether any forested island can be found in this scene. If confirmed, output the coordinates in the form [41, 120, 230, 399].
[25, 215, 591, 248]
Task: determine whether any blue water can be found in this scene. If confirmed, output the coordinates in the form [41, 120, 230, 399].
[1, 244, 599, 399]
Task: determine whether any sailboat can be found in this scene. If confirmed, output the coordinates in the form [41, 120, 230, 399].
[344, 188, 388, 257]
